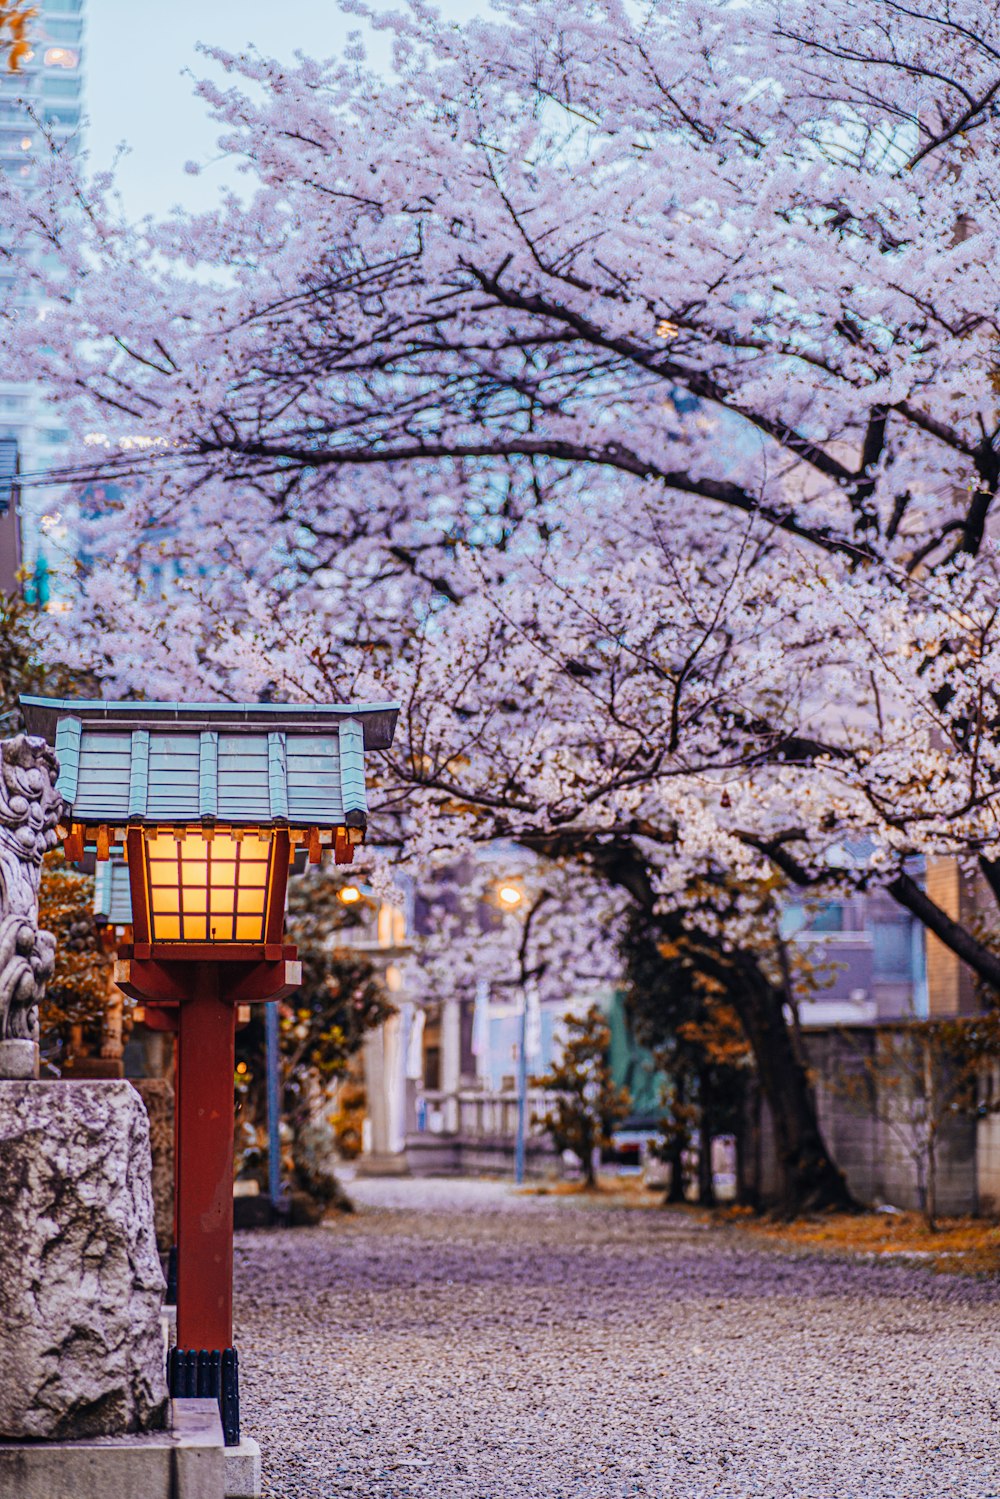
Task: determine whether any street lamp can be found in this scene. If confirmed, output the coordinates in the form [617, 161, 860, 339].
[21, 695, 398, 1447]
[492, 880, 533, 1186]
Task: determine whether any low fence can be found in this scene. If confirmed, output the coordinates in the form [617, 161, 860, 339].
[406, 1086, 561, 1177]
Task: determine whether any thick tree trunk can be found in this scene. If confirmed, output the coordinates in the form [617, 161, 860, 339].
[737, 1082, 760, 1209]
[666, 1071, 687, 1204]
[546, 835, 855, 1219]
[726, 961, 856, 1216]
[698, 1067, 715, 1207]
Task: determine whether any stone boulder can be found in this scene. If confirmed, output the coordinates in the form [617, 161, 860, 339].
[0, 1080, 168, 1439]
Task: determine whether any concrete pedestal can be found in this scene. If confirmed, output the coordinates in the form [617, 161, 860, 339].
[0, 1398, 225, 1499]
[224, 1437, 262, 1498]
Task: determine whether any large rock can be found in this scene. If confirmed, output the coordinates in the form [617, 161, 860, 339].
[0, 1080, 168, 1439]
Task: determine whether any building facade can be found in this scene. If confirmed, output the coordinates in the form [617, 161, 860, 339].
[0, 0, 85, 589]
[784, 888, 929, 1026]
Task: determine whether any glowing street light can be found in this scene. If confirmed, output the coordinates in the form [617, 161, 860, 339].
[494, 877, 533, 1186]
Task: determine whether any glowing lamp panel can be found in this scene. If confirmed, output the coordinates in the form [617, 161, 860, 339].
[145, 830, 273, 943]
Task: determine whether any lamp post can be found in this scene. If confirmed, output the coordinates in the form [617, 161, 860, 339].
[21, 695, 398, 1445]
[496, 881, 530, 1185]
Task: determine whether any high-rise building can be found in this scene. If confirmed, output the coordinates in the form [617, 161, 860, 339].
[0, 0, 85, 594]
[0, 436, 23, 591]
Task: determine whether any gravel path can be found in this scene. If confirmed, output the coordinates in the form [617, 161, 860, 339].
[235, 1177, 1000, 1499]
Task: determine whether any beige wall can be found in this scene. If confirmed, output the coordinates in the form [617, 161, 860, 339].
[924, 859, 980, 1017]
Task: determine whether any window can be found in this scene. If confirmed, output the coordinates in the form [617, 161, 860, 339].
[43, 78, 81, 98]
[43, 108, 78, 127]
[781, 900, 846, 937]
[780, 902, 806, 938]
[43, 20, 82, 42]
[872, 921, 912, 980]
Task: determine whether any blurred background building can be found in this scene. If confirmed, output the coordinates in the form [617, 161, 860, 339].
[0, 0, 85, 600]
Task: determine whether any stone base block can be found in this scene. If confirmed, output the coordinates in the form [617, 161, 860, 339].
[0, 1398, 224, 1499]
[0, 1039, 38, 1079]
[225, 1437, 261, 1498]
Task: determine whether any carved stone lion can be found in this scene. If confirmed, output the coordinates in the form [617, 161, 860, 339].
[0, 735, 62, 1044]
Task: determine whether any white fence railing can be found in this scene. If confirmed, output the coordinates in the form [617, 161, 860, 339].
[412, 1087, 553, 1138]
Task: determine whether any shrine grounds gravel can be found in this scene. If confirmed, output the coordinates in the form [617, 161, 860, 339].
[234, 1177, 1000, 1499]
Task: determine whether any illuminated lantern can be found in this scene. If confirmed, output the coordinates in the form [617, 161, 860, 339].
[21, 696, 398, 1447]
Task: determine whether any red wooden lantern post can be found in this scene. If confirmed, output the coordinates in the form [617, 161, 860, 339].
[21, 696, 400, 1446]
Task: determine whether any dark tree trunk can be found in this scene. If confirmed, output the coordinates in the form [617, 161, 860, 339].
[697, 1066, 715, 1207]
[582, 1118, 597, 1189]
[534, 833, 855, 1219]
[726, 960, 856, 1216]
[735, 1082, 759, 1209]
[666, 1070, 687, 1204]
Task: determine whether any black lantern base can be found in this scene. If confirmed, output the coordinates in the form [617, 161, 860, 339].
[167, 1345, 240, 1447]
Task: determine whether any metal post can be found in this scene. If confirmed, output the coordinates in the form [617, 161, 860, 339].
[176, 962, 235, 1352]
[264, 997, 285, 1211]
[514, 987, 528, 1185]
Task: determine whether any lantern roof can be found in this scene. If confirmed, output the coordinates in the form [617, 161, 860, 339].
[20, 696, 400, 834]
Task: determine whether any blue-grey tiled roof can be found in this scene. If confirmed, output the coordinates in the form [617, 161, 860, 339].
[21, 697, 400, 831]
[21, 697, 398, 746]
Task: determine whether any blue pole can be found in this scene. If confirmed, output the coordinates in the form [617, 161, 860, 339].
[514, 989, 528, 1185]
[265, 1000, 285, 1209]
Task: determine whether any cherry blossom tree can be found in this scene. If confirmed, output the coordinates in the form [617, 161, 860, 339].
[3, 0, 1000, 1207]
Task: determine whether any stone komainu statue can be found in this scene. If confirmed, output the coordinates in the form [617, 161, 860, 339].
[0, 734, 61, 1043]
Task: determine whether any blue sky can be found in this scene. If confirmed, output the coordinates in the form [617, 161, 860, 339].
[83, 0, 484, 220]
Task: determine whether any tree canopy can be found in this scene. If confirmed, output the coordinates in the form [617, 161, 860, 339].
[6, 0, 1000, 1206]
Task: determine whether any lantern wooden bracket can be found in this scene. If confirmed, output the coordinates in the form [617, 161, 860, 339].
[116, 950, 301, 1007]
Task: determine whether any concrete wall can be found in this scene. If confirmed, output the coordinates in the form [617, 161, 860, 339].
[751, 1025, 979, 1214]
[977, 1065, 1000, 1216]
[924, 860, 984, 1017]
